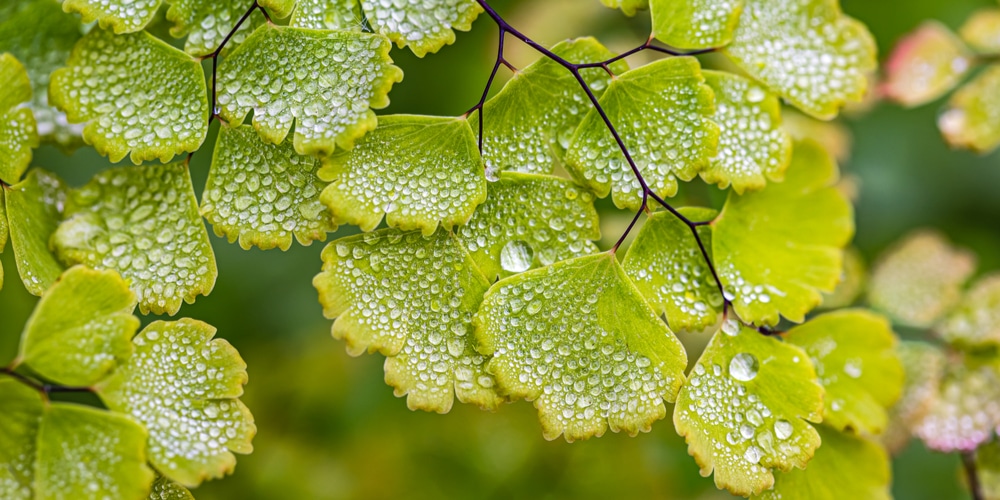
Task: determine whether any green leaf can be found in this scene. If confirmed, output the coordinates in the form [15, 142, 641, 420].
[361, 0, 481, 57]
[565, 57, 719, 210]
[454, 171, 601, 280]
[0, 379, 42, 500]
[52, 163, 217, 315]
[883, 22, 973, 107]
[976, 439, 1000, 500]
[0, 0, 85, 148]
[673, 323, 823, 496]
[939, 273, 1000, 348]
[651, 0, 743, 49]
[599, 0, 647, 16]
[98, 319, 255, 487]
[0, 54, 38, 184]
[314, 229, 502, 413]
[50, 29, 208, 164]
[939, 64, 1000, 153]
[202, 125, 335, 251]
[259, 0, 296, 18]
[754, 425, 891, 500]
[882, 341, 946, 453]
[19, 266, 138, 387]
[912, 355, 1000, 452]
[318, 115, 486, 236]
[36, 404, 154, 499]
[724, 0, 877, 119]
[291, 0, 362, 30]
[699, 71, 792, 194]
[217, 24, 402, 156]
[149, 476, 195, 500]
[819, 246, 866, 309]
[868, 229, 975, 328]
[4, 169, 68, 296]
[784, 309, 904, 434]
[165, 0, 267, 57]
[961, 8, 1000, 55]
[472, 38, 627, 176]
[713, 140, 854, 326]
[475, 253, 688, 441]
[622, 207, 723, 333]
[61, 0, 162, 33]
[0, 189, 6, 291]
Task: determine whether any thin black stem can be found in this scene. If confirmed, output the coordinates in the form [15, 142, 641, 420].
[204, 1, 262, 124]
[963, 451, 984, 500]
[468, 29, 508, 153]
[0, 367, 93, 395]
[613, 196, 646, 253]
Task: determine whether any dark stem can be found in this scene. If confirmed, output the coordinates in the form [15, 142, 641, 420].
[962, 451, 984, 500]
[0, 366, 93, 395]
[204, 1, 263, 124]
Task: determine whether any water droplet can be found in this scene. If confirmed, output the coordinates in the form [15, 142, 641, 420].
[729, 353, 759, 382]
[774, 419, 793, 440]
[722, 319, 741, 336]
[746, 86, 766, 103]
[500, 240, 533, 273]
[843, 358, 862, 379]
[744, 445, 763, 464]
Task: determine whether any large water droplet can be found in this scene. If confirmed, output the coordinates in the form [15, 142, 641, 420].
[500, 240, 533, 273]
[722, 319, 741, 336]
[729, 353, 759, 382]
[843, 358, 862, 379]
[774, 419, 793, 440]
[744, 445, 763, 464]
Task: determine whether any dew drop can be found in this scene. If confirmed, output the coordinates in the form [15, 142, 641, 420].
[744, 445, 763, 464]
[500, 240, 533, 273]
[843, 358, 862, 379]
[774, 419, 793, 440]
[722, 319, 741, 336]
[729, 353, 759, 382]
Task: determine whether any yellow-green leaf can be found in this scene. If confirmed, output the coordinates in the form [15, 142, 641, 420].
[0, 53, 37, 184]
[0, 379, 42, 500]
[976, 439, 1000, 500]
[4, 169, 68, 296]
[291, 0, 362, 30]
[61, 0, 162, 33]
[938, 273, 1000, 348]
[0, 189, 6, 291]
[961, 8, 1000, 55]
[819, 246, 866, 309]
[882, 341, 946, 453]
[883, 22, 973, 107]
[599, 0, 647, 16]
[913, 355, 1000, 452]
[165, 0, 266, 57]
[361, 0, 482, 57]
[149, 476, 195, 500]
[939, 64, 1000, 153]
[651, 0, 743, 49]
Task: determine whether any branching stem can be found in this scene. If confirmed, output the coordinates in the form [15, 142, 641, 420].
[202, 1, 266, 124]
[0, 366, 93, 395]
[963, 451, 985, 500]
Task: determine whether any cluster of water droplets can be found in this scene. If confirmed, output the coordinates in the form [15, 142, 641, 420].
[0, 384, 39, 499]
[51, 29, 207, 163]
[939, 66, 1000, 150]
[913, 363, 1000, 452]
[1, 106, 36, 175]
[202, 126, 333, 250]
[667, 0, 741, 47]
[7, 170, 67, 292]
[939, 276, 1000, 345]
[105, 321, 253, 475]
[175, 0, 265, 57]
[216, 26, 400, 155]
[64, 0, 161, 33]
[455, 174, 599, 278]
[362, 0, 477, 54]
[720, 264, 784, 307]
[51, 163, 215, 315]
[291, 0, 364, 31]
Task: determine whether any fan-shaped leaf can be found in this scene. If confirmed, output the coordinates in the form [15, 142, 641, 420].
[50, 28, 208, 164]
[713, 140, 853, 326]
[0, 54, 37, 184]
[472, 38, 627, 176]
[623, 207, 722, 333]
[724, 0, 877, 119]
[455, 172, 601, 280]
[882, 341, 946, 453]
[565, 57, 719, 210]
[939, 273, 1000, 348]
[318, 115, 485, 235]
[98, 319, 255, 487]
[36, 404, 154, 499]
[673, 323, 823, 496]
[52, 163, 217, 315]
[913, 355, 1000, 452]
[19, 266, 138, 387]
[314, 230, 502, 413]
[203, 125, 335, 251]
[939, 64, 1000, 153]
[0, 189, 6, 291]
[259, 0, 296, 18]
[291, 0, 362, 30]
[149, 476, 195, 500]
[0, 0, 84, 148]
[217, 24, 402, 156]
[961, 8, 1000, 55]
[4, 169, 68, 296]
[819, 246, 866, 309]
[165, 0, 266, 57]
[476, 253, 688, 441]
[599, 0, 647, 16]
[755, 425, 891, 500]
[868, 229, 975, 328]
[61, 0, 162, 33]
[651, 0, 743, 49]
[976, 440, 1000, 500]
[0, 380, 42, 500]
[700, 71, 792, 194]
[883, 22, 973, 107]
[784, 310, 904, 434]
[361, 0, 481, 57]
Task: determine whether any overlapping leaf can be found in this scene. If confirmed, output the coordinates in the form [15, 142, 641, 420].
[939, 64, 1000, 153]
[713, 140, 854, 326]
[785, 310, 904, 434]
[724, 0, 877, 119]
[259, 0, 296, 18]
[868, 229, 975, 328]
[472, 38, 627, 176]
[62, 0, 162, 33]
[314, 230, 502, 413]
[52, 163, 217, 315]
[454, 172, 601, 280]
[976, 440, 1000, 500]
[651, 0, 743, 49]
[318, 115, 485, 235]
[565, 57, 719, 210]
[165, 0, 266, 57]
[4, 169, 68, 296]
[755, 425, 891, 500]
[819, 246, 866, 309]
[674, 323, 822, 496]
[912, 355, 1000, 452]
[476, 254, 688, 441]
[883, 22, 973, 107]
[0, 189, 6, 291]
[98, 319, 255, 487]
[700, 71, 792, 194]
[203, 125, 335, 251]
[623, 207, 722, 333]
[149, 476, 195, 500]
[291, 0, 362, 30]
[361, 0, 481, 57]
[599, 0, 647, 16]
[0, 54, 37, 184]
[938, 274, 1000, 347]
[19, 266, 138, 387]
[961, 8, 1000, 54]
[217, 24, 402, 156]
[50, 29, 208, 164]
[882, 341, 946, 453]
[0, 379, 41, 500]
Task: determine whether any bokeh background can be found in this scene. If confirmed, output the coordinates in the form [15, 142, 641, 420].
[2, 0, 1000, 498]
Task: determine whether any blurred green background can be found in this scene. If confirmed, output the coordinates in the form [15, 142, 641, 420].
[2, 0, 1000, 498]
